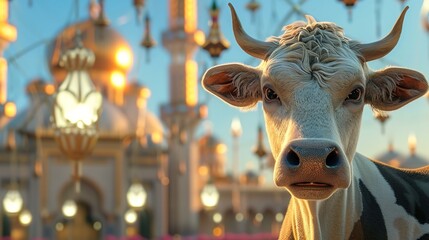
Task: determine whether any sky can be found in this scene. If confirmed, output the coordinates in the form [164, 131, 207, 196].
[4, 0, 429, 182]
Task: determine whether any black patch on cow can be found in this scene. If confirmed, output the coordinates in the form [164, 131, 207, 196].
[417, 234, 429, 240]
[349, 180, 387, 240]
[375, 162, 429, 224]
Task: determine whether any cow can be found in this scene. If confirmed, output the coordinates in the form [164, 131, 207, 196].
[202, 3, 429, 240]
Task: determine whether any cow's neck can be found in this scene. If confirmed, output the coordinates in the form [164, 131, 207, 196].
[282, 153, 429, 240]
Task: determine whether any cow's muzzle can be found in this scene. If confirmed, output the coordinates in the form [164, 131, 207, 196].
[275, 139, 351, 200]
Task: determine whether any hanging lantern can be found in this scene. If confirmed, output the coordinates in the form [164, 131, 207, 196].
[3, 189, 23, 215]
[140, 14, 157, 63]
[133, 0, 146, 24]
[246, 0, 260, 23]
[19, 209, 32, 226]
[202, 0, 230, 62]
[52, 34, 102, 192]
[124, 209, 138, 224]
[339, 0, 357, 22]
[62, 200, 77, 218]
[253, 125, 267, 172]
[126, 182, 147, 209]
[374, 111, 390, 134]
[200, 180, 219, 209]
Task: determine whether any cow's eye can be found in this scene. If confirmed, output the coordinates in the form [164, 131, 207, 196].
[264, 87, 279, 102]
[345, 87, 363, 103]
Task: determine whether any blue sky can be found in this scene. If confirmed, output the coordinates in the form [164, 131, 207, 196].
[4, 0, 429, 179]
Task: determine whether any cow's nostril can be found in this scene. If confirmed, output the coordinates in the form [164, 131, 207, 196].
[286, 149, 300, 167]
[326, 148, 340, 168]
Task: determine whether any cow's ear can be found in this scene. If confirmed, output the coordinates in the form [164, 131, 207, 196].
[365, 67, 428, 111]
[202, 63, 262, 108]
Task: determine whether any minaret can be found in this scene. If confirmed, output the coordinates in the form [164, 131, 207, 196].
[161, 0, 207, 235]
[0, 0, 17, 106]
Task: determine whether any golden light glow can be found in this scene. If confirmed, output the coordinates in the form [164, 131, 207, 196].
[198, 166, 208, 176]
[194, 30, 206, 46]
[408, 134, 417, 154]
[199, 105, 208, 119]
[0, 23, 17, 42]
[44, 84, 55, 95]
[185, 61, 197, 106]
[0, 1, 8, 21]
[212, 226, 223, 237]
[115, 47, 133, 69]
[139, 88, 151, 99]
[184, 0, 197, 32]
[136, 98, 146, 108]
[4, 101, 16, 118]
[216, 143, 227, 154]
[110, 71, 126, 89]
[19, 210, 32, 226]
[231, 118, 242, 137]
[151, 132, 163, 144]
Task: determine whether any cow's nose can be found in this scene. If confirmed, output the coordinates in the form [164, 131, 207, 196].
[284, 140, 342, 169]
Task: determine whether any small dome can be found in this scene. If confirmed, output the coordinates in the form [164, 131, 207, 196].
[374, 143, 405, 168]
[47, 19, 133, 89]
[401, 154, 429, 169]
[99, 101, 130, 134]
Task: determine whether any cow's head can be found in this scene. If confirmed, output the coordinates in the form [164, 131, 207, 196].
[202, 4, 428, 200]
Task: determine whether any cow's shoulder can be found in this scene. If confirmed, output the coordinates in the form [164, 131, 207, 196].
[371, 160, 429, 224]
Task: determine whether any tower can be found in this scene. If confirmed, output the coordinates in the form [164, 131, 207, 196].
[161, 0, 206, 235]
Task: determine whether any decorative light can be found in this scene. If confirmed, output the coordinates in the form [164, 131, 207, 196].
[126, 182, 147, 209]
[246, 0, 260, 22]
[235, 212, 244, 222]
[124, 209, 138, 224]
[115, 47, 133, 69]
[133, 0, 146, 24]
[3, 189, 23, 215]
[202, 0, 230, 61]
[408, 134, 417, 156]
[19, 209, 32, 226]
[93, 221, 102, 231]
[275, 212, 284, 222]
[200, 181, 219, 209]
[140, 14, 157, 63]
[231, 118, 242, 138]
[255, 213, 264, 223]
[62, 200, 77, 218]
[52, 36, 102, 191]
[3, 101, 16, 118]
[110, 71, 126, 89]
[374, 111, 390, 134]
[213, 212, 222, 223]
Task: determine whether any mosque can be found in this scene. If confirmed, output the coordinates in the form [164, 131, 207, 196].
[0, 1, 289, 239]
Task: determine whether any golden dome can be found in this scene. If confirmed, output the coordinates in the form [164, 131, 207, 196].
[47, 19, 133, 89]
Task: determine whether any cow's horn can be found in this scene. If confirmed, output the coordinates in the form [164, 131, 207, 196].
[356, 6, 408, 62]
[229, 3, 276, 59]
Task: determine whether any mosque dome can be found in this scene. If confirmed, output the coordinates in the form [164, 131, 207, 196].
[374, 143, 405, 168]
[401, 135, 429, 168]
[47, 18, 133, 90]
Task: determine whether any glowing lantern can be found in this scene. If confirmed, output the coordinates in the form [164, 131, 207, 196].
[126, 182, 147, 209]
[374, 111, 390, 134]
[202, 0, 230, 62]
[246, 0, 260, 23]
[62, 200, 77, 218]
[124, 209, 138, 224]
[200, 180, 219, 209]
[3, 189, 23, 215]
[115, 47, 133, 69]
[339, 0, 358, 22]
[19, 209, 32, 226]
[52, 36, 102, 192]
[3, 101, 16, 118]
[133, 0, 145, 24]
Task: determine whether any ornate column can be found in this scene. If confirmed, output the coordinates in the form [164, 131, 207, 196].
[161, 0, 207, 235]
